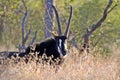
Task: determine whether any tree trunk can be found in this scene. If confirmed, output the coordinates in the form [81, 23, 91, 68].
[0, 18, 3, 40]
[82, 0, 117, 53]
[44, 0, 54, 38]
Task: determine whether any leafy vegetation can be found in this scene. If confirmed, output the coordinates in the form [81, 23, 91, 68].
[0, 1, 120, 79]
[0, 0, 120, 56]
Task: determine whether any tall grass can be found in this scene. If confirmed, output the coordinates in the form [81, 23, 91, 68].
[0, 46, 120, 80]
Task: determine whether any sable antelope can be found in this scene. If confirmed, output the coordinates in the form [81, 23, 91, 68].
[19, 5, 72, 63]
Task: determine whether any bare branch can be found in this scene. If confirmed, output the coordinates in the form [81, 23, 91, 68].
[64, 5, 73, 37]
[21, 1, 28, 47]
[29, 31, 37, 46]
[89, 0, 113, 34]
[21, 0, 27, 12]
[23, 29, 31, 44]
[108, 3, 118, 13]
[19, 0, 28, 52]
[52, 5, 62, 36]
[83, 0, 117, 52]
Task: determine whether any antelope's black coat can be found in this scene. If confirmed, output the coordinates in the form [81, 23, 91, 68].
[19, 36, 67, 60]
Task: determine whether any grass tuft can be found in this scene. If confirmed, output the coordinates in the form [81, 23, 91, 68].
[0, 46, 120, 80]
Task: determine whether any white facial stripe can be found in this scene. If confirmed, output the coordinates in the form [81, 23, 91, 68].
[59, 39, 62, 48]
[57, 46, 63, 57]
[58, 39, 67, 57]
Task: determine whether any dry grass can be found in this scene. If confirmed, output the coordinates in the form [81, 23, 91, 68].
[0, 46, 120, 80]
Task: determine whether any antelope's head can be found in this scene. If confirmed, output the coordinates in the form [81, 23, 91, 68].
[50, 5, 73, 57]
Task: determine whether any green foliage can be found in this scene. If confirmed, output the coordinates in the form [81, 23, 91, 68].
[71, 0, 120, 55]
[0, 0, 120, 56]
[0, 0, 45, 47]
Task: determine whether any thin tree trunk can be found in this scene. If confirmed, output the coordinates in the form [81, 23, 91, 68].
[0, 18, 3, 40]
[44, 0, 53, 38]
[83, 0, 117, 52]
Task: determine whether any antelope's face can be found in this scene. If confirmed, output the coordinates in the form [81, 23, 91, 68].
[54, 36, 68, 57]
[50, 4, 72, 58]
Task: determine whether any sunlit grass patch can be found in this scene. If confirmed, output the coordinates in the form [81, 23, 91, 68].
[0, 46, 120, 80]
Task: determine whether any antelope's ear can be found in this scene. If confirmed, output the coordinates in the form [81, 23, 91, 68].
[50, 31, 58, 37]
[29, 45, 35, 51]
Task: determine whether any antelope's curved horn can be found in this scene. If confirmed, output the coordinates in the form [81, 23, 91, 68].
[52, 5, 62, 36]
[64, 5, 73, 37]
